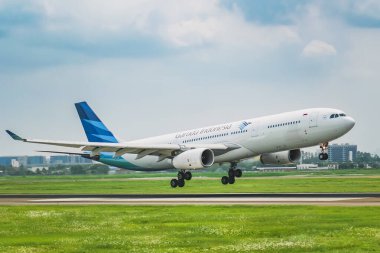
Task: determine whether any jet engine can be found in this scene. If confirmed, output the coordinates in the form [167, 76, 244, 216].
[172, 148, 214, 170]
[260, 149, 301, 165]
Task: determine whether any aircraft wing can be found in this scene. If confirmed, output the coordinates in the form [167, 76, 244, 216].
[6, 130, 238, 161]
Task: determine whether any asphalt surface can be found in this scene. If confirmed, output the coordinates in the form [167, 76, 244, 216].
[1, 193, 379, 206]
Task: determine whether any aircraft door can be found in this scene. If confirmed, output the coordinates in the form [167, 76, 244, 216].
[251, 122, 261, 137]
[309, 112, 318, 128]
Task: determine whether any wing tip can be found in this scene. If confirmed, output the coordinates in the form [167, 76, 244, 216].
[5, 130, 25, 141]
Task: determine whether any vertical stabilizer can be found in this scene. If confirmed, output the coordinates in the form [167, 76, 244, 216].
[75, 102, 119, 143]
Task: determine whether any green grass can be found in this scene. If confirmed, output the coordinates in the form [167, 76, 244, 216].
[0, 176, 379, 194]
[2, 168, 380, 181]
[0, 169, 379, 194]
[0, 205, 379, 252]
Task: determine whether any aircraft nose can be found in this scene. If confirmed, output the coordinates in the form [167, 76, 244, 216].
[345, 116, 356, 130]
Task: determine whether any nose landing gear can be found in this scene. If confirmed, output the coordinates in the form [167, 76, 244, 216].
[170, 170, 193, 188]
[221, 163, 242, 185]
[319, 142, 329, 161]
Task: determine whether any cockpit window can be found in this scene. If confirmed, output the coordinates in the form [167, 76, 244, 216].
[330, 114, 342, 119]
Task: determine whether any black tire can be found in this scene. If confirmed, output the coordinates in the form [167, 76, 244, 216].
[318, 153, 324, 160]
[178, 179, 185, 188]
[228, 176, 235, 184]
[221, 176, 229, 185]
[178, 171, 185, 180]
[170, 179, 178, 188]
[228, 169, 235, 178]
[323, 153, 329, 160]
[235, 169, 242, 178]
[185, 171, 192, 181]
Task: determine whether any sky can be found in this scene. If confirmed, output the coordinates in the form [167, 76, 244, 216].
[0, 0, 379, 156]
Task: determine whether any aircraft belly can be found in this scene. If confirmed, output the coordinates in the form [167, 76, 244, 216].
[214, 147, 254, 163]
[99, 154, 174, 171]
[124, 154, 174, 170]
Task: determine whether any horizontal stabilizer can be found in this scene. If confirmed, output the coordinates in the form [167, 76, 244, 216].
[37, 150, 88, 156]
[37, 150, 94, 160]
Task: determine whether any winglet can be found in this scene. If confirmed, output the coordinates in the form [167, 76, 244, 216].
[5, 130, 25, 141]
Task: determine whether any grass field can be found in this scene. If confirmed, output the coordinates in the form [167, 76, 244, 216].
[2, 168, 380, 181]
[0, 170, 380, 194]
[0, 205, 379, 253]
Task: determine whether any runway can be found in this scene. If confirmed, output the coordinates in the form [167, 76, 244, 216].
[1, 193, 380, 206]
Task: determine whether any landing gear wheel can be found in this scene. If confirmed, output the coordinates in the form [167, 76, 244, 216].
[185, 171, 192, 181]
[178, 179, 185, 188]
[228, 169, 235, 178]
[235, 169, 242, 178]
[221, 176, 229, 185]
[228, 176, 236, 184]
[177, 171, 185, 180]
[319, 142, 329, 161]
[170, 179, 178, 188]
[319, 153, 329, 160]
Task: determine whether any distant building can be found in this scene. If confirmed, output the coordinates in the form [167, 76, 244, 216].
[17, 156, 28, 167]
[328, 143, 357, 163]
[0, 157, 17, 166]
[27, 156, 47, 166]
[11, 159, 20, 168]
[297, 164, 318, 170]
[50, 155, 92, 165]
[0, 156, 27, 167]
[0, 155, 92, 167]
[255, 167, 296, 172]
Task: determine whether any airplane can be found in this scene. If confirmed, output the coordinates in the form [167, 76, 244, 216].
[6, 102, 355, 188]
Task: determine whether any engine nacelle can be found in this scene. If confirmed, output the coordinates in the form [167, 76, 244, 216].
[172, 148, 214, 170]
[260, 149, 301, 165]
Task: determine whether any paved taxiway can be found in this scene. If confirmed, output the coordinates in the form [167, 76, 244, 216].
[0, 193, 379, 206]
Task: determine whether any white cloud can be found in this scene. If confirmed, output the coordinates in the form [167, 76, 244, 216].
[350, 0, 380, 20]
[302, 40, 337, 57]
[34, 0, 299, 49]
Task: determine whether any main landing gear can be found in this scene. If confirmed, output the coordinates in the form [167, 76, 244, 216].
[221, 163, 242, 185]
[170, 170, 192, 188]
[319, 142, 329, 161]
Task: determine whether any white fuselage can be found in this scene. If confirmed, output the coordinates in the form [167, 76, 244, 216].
[109, 108, 355, 170]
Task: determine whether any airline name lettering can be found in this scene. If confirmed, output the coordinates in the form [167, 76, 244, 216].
[175, 124, 233, 139]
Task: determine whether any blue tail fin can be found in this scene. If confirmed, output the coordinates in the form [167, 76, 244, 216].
[75, 102, 118, 143]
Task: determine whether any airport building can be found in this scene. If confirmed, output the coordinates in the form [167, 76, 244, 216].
[328, 143, 357, 163]
[0, 155, 92, 167]
[0, 157, 25, 167]
[0, 156, 18, 167]
[49, 155, 92, 165]
[27, 156, 47, 166]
